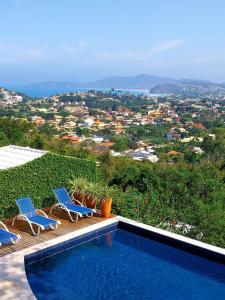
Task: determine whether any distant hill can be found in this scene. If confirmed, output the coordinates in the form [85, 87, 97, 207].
[87, 74, 177, 89]
[179, 79, 221, 88]
[23, 74, 177, 91]
[24, 81, 83, 90]
[150, 80, 225, 96]
[150, 84, 183, 95]
[13, 74, 225, 97]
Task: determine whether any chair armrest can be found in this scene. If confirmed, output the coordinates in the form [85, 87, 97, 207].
[74, 199, 84, 207]
[0, 221, 9, 231]
[36, 209, 48, 218]
[71, 193, 84, 206]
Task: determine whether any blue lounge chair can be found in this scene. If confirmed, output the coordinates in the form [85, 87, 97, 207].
[0, 221, 21, 246]
[51, 187, 96, 222]
[12, 197, 61, 236]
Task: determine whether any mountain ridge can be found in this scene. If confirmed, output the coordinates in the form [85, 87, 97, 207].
[9, 74, 225, 97]
[23, 74, 220, 91]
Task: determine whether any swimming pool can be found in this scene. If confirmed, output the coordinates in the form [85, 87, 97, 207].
[25, 222, 225, 300]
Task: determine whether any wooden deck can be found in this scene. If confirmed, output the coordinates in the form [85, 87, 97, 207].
[0, 209, 114, 257]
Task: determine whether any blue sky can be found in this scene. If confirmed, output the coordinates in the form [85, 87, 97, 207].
[0, 0, 225, 85]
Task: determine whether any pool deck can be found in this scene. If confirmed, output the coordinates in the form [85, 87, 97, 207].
[0, 209, 115, 257]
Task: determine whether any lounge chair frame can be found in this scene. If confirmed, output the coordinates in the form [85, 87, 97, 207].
[0, 221, 21, 245]
[12, 206, 61, 236]
[51, 191, 96, 223]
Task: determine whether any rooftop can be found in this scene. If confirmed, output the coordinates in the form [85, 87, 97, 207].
[0, 145, 47, 170]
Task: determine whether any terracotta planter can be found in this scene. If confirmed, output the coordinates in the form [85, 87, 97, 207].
[100, 198, 112, 218]
[86, 196, 96, 209]
[74, 193, 84, 205]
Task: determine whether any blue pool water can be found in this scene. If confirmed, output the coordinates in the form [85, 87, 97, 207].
[26, 228, 225, 300]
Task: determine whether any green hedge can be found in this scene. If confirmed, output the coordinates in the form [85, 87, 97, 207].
[0, 153, 96, 219]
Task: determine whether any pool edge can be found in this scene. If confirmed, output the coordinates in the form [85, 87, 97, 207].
[0, 216, 224, 300]
[118, 217, 225, 263]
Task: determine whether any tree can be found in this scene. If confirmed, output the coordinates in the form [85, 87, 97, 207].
[0, 117, 36, 145]
[76, 127, 83, 137]
[112, 136, 129, 152]
[30, 135, 44, 149]
[38, 124, 57, 135]
[0, 132, 8, 146]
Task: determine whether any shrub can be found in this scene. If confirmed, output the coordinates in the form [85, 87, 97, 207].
[0, 153, 96, 219]
[105, 158, 225, 247]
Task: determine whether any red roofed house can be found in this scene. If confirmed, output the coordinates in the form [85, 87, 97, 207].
[61, 135, 81, 144]
[193, 123, 205, 130]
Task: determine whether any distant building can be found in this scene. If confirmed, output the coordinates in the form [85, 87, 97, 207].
[32, 116, 45, 125]
[92, 136, 104, 143]
[61, 135, 80, 144]
[209, 133, 216, 140]
[82, 117, 95, 127]
[193, 123, 205, 130]
[129, 150, 159, 163]
[181, 136, 195, 143]
[167, 150, 183, 156]
[192, 147, 204, 155]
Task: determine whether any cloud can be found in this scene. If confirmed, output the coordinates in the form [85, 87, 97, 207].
[96, 39, 184, 62]
[150, 39, 184, 54]
[18, 47, 45, 58]
[99, 51, 137, 61]
[0, 40, 89, 64]
[62, 42, 87, 54]
[0, 42, 51, 64]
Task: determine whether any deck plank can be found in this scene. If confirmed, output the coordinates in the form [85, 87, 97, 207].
[0, 210, 114, 257]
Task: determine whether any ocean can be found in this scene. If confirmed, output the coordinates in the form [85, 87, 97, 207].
[15, 87, 151, 98]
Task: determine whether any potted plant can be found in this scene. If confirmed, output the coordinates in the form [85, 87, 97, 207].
[69, 178, 87, 205]
[98, 184, 113, 218]
[69, 178, 97, 209]
[85, 182, 97, 209]
[69, 179, 113, 217]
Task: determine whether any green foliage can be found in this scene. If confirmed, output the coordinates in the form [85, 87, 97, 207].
[43, 139, 91, 159]
[126, 125, 150, 140]
[69, 177, 90, 196]
[202, 129, 225, 163]
[0, 132, 9, 146]
[59, 95, 82, 103]
[149, 124, 172, 143]
[68, 178, 114, 206]
[38, 124, 57, 135]
[76, 126, 83, 137]
[101, 157, 225, 247]
[0, 117, 36, 145]
[112, 135, 129, 151]
[0, 153, 96, 219]
[30, 135, 44, 149]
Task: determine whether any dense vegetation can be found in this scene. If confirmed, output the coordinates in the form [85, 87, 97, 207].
[59, 91, 152, 112]
[0, 117, 36, 146]
[99, 156, 225, 247]
[0, 117, 225, 247]
[0, 153, 96, 219]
